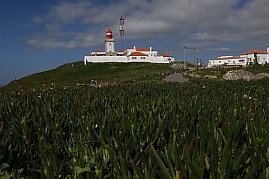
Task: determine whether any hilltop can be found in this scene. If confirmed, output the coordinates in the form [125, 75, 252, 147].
[0, 62, 175, 94]
[2, 61, 269, 94]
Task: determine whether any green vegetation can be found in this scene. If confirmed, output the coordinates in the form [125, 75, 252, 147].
[1, 79, 269, 178]
[1, 62, 269, 178]
[0, 62, 173, 94]
[2, 61, 269, 94]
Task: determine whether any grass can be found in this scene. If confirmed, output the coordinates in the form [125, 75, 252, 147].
[0, 62, 173, 94]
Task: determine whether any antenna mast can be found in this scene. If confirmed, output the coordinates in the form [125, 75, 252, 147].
[119, 16, 125, 50]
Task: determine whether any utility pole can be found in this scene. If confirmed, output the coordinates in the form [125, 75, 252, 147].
[167, 44, 171, 62]
[194, 47, 196, 69]
[184, 47, 186, 70]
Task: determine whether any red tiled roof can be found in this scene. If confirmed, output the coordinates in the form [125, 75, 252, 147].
[95, 49, 103, 52]
[137, 48, 151, 51]
[128, 52, 147, 56]
[241, 50, 268, 55]
[160, 53, 169, 57]
[128, 48, 152, 51]
[118, 49, 125, 52]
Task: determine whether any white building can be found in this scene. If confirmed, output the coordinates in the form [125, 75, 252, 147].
[84, 28, 174, 65]
[207, 48, 269, 68]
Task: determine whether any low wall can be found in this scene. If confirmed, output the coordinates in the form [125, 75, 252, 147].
[84, 56, 173, 64]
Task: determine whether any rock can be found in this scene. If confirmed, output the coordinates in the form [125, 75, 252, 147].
[171, 63, 185, 70]
[223, 70, 256, 81]
[204, 75, 218, 79]
[255, 73, 269, 80]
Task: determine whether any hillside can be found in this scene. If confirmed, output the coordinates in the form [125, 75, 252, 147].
[0, 62, 174, 94]
[2, 61, 269, 94]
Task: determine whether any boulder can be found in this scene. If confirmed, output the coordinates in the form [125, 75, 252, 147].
[255, 73, 269, 80]
[204, 75, 218, 79]
[223, 70, 256, 81]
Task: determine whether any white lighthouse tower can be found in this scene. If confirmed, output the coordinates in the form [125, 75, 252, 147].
[105, 28, 116, 56]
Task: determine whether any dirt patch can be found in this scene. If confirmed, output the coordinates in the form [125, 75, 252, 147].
[163, 73, 189, 83]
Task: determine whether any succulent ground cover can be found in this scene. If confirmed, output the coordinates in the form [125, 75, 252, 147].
[1, 79, 269, 178]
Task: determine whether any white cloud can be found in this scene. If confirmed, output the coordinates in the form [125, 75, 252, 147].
[27, 0, 269, 50]
[27, 31, 103, 50]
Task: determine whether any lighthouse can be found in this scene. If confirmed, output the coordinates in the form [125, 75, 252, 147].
[105, 28, 116, 56]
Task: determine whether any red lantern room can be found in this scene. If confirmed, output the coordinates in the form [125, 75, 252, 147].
[106, 28, 113, 39]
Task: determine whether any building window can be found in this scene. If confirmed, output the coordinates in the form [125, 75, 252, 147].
[141, 57, 146, 59]
[132, 57, 137, 59]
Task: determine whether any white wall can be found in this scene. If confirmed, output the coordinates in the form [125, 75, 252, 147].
[84, 56, 174, 64]
[241, 54, 268, 65]
[208, 47, 269, 67]
[257, 54, 268, 64]
[208, 53, 269, 68]
[207, 57, 244, 67]
[84, 56, 127, 64]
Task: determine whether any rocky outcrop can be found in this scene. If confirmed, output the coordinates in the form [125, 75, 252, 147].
[223, 70, 269, 81]
[171, 63, 185, 70]
[223, 70, 256, 81]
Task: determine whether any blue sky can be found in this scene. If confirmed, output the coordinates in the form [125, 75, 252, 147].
[1, 0, 269, 85]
